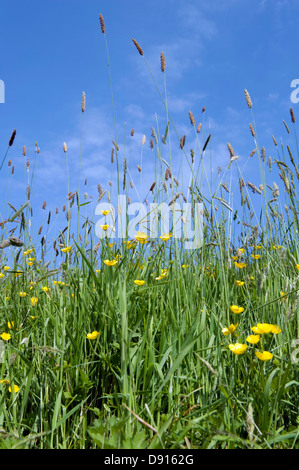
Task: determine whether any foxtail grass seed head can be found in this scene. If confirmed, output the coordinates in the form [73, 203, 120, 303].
[267, 156, 272, 170]
[141, 135, 146, 146]
[203, 134, 211, 152]
[189, 111, 195, 126]
[227, 143, 235, 158]
[42, 201, 47, 210]
[12, 165, 14, 174]
[202, 106, 206, 113]
[23, 146, 26, 156]
[272, 135, 277, 146]
[56, 207, 59, 215]
[132, 38, 144, 56]
[81, 91, 86, 113]
[112, 140, 119, 151]
[66, 209, 71, 221]
[290, 108, 295, 123]
[38, 225, 43, 235]
[150, 138, 154, 149]
[63, 142, 67, 153]
[283, 120, 290, 134]
[150, 181, 156, 193]
[8, 159, 11, 167]
[180, 135, 186, 149]
[137, 165, 142, 173]
[9, 129, 16, 147]
[249, 124, 255, 137]
[197, 123, 202, 133]
[261, 146, 266, 162]
[160, 51, 166, 72]
[151, 128, 158, 144]
[111, 148, 114, 163]
[250, 148, 257, 157]
[244, 89, 252, 108]
[130, 129, 135, 137]
[99, 14, 105, 34]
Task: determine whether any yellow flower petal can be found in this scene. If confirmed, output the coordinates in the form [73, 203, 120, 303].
[229, 343, 248, 355]
[86, 331, 100, 340]
[255, 351, 273, 361]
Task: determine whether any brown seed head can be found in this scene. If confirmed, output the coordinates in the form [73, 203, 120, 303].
[290, 108, 295, 123]
[63, 142, 67, 153]
[244, 89, 252, 109]
[9, 129, 16, 147]
[81, 91, 86, 113]
[132, 38, 144, 56]
[99, 14, 106, 34]
[23, 146, 27, 156]
[160, 51, 166, 72]
[189, 111, 195, 126]
[249, 124, 255, 137]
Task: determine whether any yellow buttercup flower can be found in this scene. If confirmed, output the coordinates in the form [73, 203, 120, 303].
[222, 323, 238, 335]
[3, 266, 10, 271]
[246, 334, 260, 344]
[0, 273, 4, 278]
[255, 351, 273, 361]
[26, 258, 35, 266]
[251, 254, 261, 260]
[234, 280, 245, 286]
[7, 321, 14, 330]
[160, 233, 172, 242]
[86, 331, 100, 340]
[61, 246, 72, 253]
[31, 297, 38, 307]
[134, 280, 145, 286]
[41, 286, 50, 293]
[0, 332, 11, 341]
[100, 224, 110, 231]
[271, 325, 281, 334]
[229, 343, 248, 355]
[296, 264, 299, 270]
[234, 262, 247, 269]
[104, 259, 118, 266]
[230, 305, 245, 314]
[251, 323, 274, 335]
[182, 264, 189, 269]
[23, 249, 34, 256]
[279, 291, 288, 302]
[100, 210, 111, 216]
[19, 292, 27, 297]
[0, 379, 9, 385]
[8, 385, 20, 393]
[135, 231, 149, 244]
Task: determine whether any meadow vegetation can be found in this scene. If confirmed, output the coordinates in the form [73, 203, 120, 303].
[0, 14, 298, 449]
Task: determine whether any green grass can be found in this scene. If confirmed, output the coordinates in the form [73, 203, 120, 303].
[0, 14, 298, 449]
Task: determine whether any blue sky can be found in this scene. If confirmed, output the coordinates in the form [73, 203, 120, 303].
[0, 0, 298, 249]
